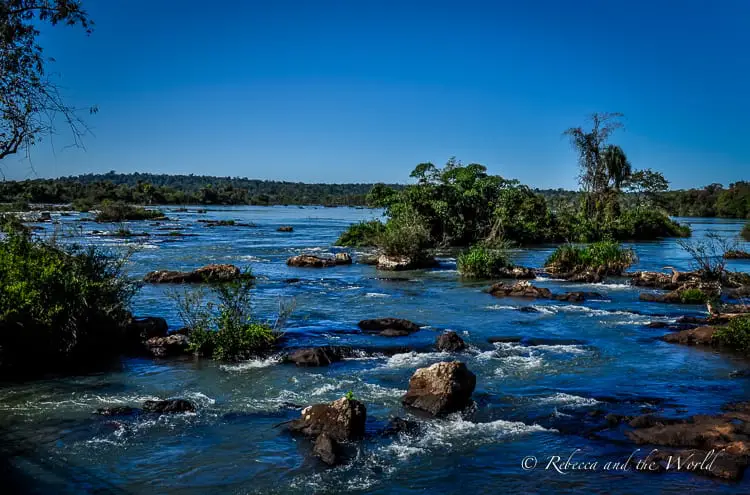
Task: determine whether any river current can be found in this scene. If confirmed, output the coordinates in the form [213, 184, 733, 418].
[1, 207, 750, 494]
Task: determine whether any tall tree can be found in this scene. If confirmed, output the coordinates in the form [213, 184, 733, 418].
[601, 144, 631, 191]
[0, 0, 92, 169]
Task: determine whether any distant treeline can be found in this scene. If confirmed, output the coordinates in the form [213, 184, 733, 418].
[0, 172, 748, 218]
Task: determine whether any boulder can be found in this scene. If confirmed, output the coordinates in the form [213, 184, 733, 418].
[488, 281, 597, 302]
[144, 264, 243, 283]
[142, 399, 196, 414]
[277, 226, 294, 232]
[402, 361, 476, 416]
[285, 347, 343, 367]
[312, 433, 340, 466]
[286, 255, 336, 268]
[379, 417, 422, 437]
[661, 326, 718, 346]
[124, 316, 168, 345]
[288, 397, 367, 441]
[639, 281, 721, 304]
[376, 254, 438, 271]
[494, 266, 537, 280]
[436, 331, 466, 352]
[358, 318, 421, 336]
[334, 252, 353, 265]
[627, 269, 702, 290]
[726, 286, 750, 300]
[145, 334, 190, 358]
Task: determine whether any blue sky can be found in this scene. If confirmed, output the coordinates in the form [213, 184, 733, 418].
[6, 0, 749, 189]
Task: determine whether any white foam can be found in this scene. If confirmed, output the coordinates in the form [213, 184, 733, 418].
[365, 292, 391, 298]
[381, 351, 451, 369]
[220, 355, 282, 371]
[537, 392, 599, 408]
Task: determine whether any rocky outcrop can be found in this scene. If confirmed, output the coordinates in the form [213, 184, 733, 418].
[661, 326, 718, 346]
[639, 281, 721, 304]
[145, 334, 190, 358]
[726, 286, 750, 300]
[144, 264, 245, 283]
[402, 361, 476, 416]
[124, 316, 168, 347]
[288, 397, 366, 441]
[376, 255, 439, 271]
[493, 266, 537, 279]
[724, 250, 750, 260]
[379, 417, 422, 437]
[142, 399, 196, 414]
[277, 226, 294, 232]
[436, 331, 466, 352]
[285, 347, 343, 367]
[313, 433, 340, 465]
[488, 281, 600, 302]
[627, 269, 702, 291]
[286, 254, 352, 268]
[358, 318, 421, 336]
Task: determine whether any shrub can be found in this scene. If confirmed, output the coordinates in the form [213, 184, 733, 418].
[677, 233, 734, 281]
[0, 223, 136, 374]
[71, 198, 95, 212]
[742, 223, 750, 242]
[95, 200, 164, 222]
[545, 240, 636, 275]
[713, 317, 750, 351]
[335, 220, 385, 247]
[490, 186, 559, 244]
[171, 274, 289, 361]
[377, 209, 432, 259]
[679, 288, 710, 304]
[457, 244, 511, 278]
[614, 209, 691, 240]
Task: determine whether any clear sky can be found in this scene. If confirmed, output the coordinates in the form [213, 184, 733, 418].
[6, 0, 749, 189]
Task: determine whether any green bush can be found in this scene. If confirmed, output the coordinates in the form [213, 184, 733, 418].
[679, 288, 710, 304]
[713, 317, 750, 351]
[95, 200, 164, 222]
[613, 209, 691, 240]
[335, 220, 385, 247]
[172, 274, 286, 361]
[545, 240, 636, 275]
[376, 209, 432, 259]
[457, 244, 511, 278]
[0, 222, 136, 374]
[742, 223, 750, 242]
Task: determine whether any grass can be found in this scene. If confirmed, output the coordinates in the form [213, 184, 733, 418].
[679, 288, 710, 304]
[95, 201, 164, 222]
[336, 220, 385, 247]
[545, 240, 636, 275]
[713, 317, 750, 351]
[457, 244, 512, 278]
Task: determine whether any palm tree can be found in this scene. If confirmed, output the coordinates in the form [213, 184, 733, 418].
[601, 144, 632, 191]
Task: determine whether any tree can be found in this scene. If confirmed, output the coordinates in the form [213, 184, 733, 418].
[564, 112, 624, 197]
[0, 0, 93, 168]
[601, 144, 631, 191]
[625, 169, 669, 207]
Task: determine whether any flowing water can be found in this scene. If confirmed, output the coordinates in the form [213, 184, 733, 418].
[2, 208, 750, 494]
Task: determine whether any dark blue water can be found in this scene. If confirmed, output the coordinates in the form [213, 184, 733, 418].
[2, 208, 750, 494]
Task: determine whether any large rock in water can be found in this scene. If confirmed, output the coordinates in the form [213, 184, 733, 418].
[402, 361, 476, 416]
[124, 316, 168, 346]
[145, 334, 190, 357]
[436, 331, 466, 352]
[143, 264, 242, 283]
[285, 347, 343, 367]
[639, 281, 721, 304]
[494, 266, 537, 279]
[286, 254, 352, 267]
[488, 281, 599, 302]
[662, 326, 718, 346]
[358, 318, 421, 336]
[142, 399, 196, 414]
[376, 254, 438, 271]
[312, 433, 340, 466]
[288, 397, 366, 441]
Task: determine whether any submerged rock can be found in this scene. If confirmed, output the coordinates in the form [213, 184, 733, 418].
[144, 264, 244, 283]
[285, 347, 343, 367]
[402, 361, 476, 416]
[145, 334, 190, 358]
[358, 318, 421, 336]
[376, 254, 439, 271]
[436, 331, 466, 352]
[142, 399, 196, 414]
[379, 416, 422, 437]
[313, 433, 340, 466]
[288, 397, 366, 441]
[95, 406, 138, 416]
[277, 225, 294, 232]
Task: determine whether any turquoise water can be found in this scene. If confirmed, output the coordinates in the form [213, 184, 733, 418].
[1, 207, 750, 494]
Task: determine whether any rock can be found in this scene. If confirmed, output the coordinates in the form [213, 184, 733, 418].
[145, 334, 190, 358]
[726, 286, 750, 300]
[494, 266, 537, 280]
[376, 254, 438, 271]
[380, 417, 422, 437]
[488, 281, 596, 302]
[436, 331, 466, 352]
[286, 255, 336, 268]
[517, 306, 540, 313]
[312, 433, 340, 466]
[142, 399, 196, 414]
[285, 347, 343, 367]
[662, 326, 718, 346]
[144, 264, 244, 283]
[639, 281, 721, 304]
[358, 254, 380, 265]
[358, 318, 421, 336]
[649, 449, 748, 480]
[95, 406, 137, 416]
[288, 397, 366, 441]
[402, 361, 476, 416]
[334, 252, 352, 265]
[124, 316, 169, 345]
[628, 269, 702, 291]
[277, 226, 294, 232]
[724, 250, 750, 260]
[646, 321, 670, 328]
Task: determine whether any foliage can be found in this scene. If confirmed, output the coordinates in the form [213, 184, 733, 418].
[1, 0, 93, 164]
[677, 233, 735, 281]
[335, 220, 385, 247]
[612, 209, 691, 240]
[713, 317, 750, 351]
[170, 274, 289, 361]
[375, 207, 432, 258]
[344, 390, 355, 401]
[0, 221, 136, 373]
[457, 244, 511, 278]
[489, 185, 559, 244]
[564, 112, 624, 198]
[94, 200, 164, 222]
[742, 223, 750, 242]
[679, 288, 710, 305]
[545, 241, 636, 275]
[660, 182, 750, 219]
